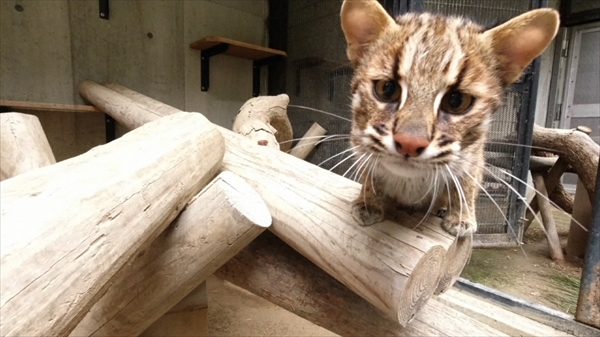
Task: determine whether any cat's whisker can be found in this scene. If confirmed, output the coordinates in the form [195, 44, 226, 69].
[329, 150, 357, 172]
[463, 169, 528, 258]
[454, 154, 557, 238]
[279, 134, 350, 146]
[492, 165, 588, 232]
[477, 164, 552, 239]
[283, 136, 350, 154]
[445, 164, 465, 228]
[370, 157, 379, 196]
[318, 146, 358, 167]
[414, 169, 436, 204]
[413, 166, 440, 230]
[343, 153, 367, 178]
[352, 153, 373, 182]
[288, 104, 352, 123]
[486, 141, 561, 153]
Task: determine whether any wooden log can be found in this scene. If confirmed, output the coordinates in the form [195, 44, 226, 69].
[140, 284, 208, 337]
[104, 83, 181, 117]
[549, 182, 574, 214]
[289, 122, 327, 160]
[532, 174, 565, 261]
[566, 179, 592, 259]
[78, 80, 163, 129]
[532, 125, 599, 205]
[0, 112, 224, 337]
[71, 171, 270, 336]
[219, 127, 447, 326]
[391, 211, 472, 295]
[78, 84, 448, 327]
[524, 156, 570, 233]
[0, 112, 56, 181]
[232, 94, 293, 151]
[216, 231, 506, 337]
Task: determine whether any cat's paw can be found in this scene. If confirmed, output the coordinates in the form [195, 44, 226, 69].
[436, 207, 447, 218]
[352, 201, 384, 226]
[441, 217, 477, 236]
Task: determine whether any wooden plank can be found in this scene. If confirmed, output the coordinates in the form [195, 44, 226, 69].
[189, 36, 286, 60]
[437, 288, 571, 336]
[0, 100, 100, 113]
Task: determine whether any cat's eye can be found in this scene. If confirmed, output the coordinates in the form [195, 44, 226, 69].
[440, 90, 474, 115]
[373, 80, 401, 103]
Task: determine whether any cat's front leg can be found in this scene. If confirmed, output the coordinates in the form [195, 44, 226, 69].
[352, 174, 386, 226]
[439, 175, 478, 236]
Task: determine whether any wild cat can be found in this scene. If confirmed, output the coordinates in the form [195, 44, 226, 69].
[339, 0, 559, 236]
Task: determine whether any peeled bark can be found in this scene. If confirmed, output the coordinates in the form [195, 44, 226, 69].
[232, 94, 293, 151]
[0, 112, 56, 181]
[71, 171, 270, 336]
[0, 112, 224, 337]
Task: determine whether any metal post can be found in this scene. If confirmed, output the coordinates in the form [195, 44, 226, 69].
[575, 161, 600, 328]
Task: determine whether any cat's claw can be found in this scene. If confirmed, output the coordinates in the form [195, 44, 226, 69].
[351, 202, 384, 226]
[442, 219, 477, 237]
[436, 207, 447, 218]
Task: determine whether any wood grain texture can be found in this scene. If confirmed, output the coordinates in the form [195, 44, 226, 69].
[232, 94, 293, 151]
[189, 36, 286, 60]
[0, 112, 223, 337]
[71, 171, 270, 337]
[532, 174, 565, 261]
[532, 125, 599, 205]
[218, 126, 446, 326]
[0, 112, 56, 181]
[217, 231, 506, 337]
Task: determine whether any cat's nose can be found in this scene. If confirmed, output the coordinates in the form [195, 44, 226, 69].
[393, 133, 430, 157]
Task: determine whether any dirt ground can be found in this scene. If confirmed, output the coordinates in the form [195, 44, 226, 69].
[207, 209, 583, 335]
[461, 209, 584, 315]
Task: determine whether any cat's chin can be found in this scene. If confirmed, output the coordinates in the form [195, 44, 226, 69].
[380, 157, 432, 178]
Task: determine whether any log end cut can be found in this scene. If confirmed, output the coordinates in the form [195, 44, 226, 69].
[435, 234, 473, 295]
[207, 171, 272, 229]
[397, 245, 446, 326]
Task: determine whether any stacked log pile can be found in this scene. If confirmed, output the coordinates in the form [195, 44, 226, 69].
[0, 81, 511, 336]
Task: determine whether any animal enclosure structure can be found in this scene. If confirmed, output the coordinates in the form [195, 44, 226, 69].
[1, 82, 580, 337]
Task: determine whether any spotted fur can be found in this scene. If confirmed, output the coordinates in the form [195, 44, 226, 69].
[340, 0, 559, 236]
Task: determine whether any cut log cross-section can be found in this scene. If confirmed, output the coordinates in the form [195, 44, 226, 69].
[71, 171, 271, 337]
[0, 112, 224, 337]
[77, 82, 452, 326]
[0, 112, 56, 181]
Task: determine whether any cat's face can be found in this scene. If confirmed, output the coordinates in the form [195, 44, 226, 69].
[341, 0, 559, 176]
[349, 13, 502, 174]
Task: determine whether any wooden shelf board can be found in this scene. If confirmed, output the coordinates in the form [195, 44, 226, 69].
[0, 100, 101, 113]
[189, 36, 286, 61]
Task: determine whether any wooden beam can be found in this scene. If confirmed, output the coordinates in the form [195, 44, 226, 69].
[0, 112, 56, 181]
[189, 36, 287, 60]
[0, 112, 223, 337]
[532, 174, 565, 261]
[0, 100, 101, 113]
[71, 171, 270, 336]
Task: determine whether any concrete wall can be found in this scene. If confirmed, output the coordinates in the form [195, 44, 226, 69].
[0, 0, 268, 161]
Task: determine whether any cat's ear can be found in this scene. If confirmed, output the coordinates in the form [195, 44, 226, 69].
[341, 0, 395, 64]
[483, 8, 559, 85]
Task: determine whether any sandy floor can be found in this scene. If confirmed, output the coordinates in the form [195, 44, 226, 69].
[207, 275, 336, 336]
